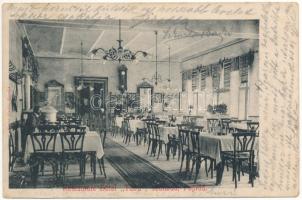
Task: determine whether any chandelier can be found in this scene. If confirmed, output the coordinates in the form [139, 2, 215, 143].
[90, 20, 148, 63]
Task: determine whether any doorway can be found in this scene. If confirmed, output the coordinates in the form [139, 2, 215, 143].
[74, 76, 108, 132]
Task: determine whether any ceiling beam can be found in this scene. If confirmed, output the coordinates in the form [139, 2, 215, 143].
[18, 20, 171, 33]
[88, 30, 105, 54]
[35, 53, 180, 63]
[59, 27, 66, 55]
[124, 32, 142, 48]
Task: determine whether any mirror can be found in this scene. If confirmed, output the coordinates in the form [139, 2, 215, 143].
[137, 81, 153, 111]
[45, 80, 64, 112]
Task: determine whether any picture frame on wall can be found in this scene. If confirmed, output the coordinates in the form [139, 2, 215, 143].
[153, 93, 163, 104]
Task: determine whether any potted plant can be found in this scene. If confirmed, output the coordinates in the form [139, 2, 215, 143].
[207, 104, 227, 115]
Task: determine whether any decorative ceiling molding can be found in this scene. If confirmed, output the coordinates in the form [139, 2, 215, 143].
[18, 20, 172, 32]
[35, 53, 181, 63]
[181, 38, 250, 63]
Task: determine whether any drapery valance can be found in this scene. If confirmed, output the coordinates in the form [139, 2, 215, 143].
[181, 50, 255, 90]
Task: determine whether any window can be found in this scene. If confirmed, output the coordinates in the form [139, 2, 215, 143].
[182, 72, 186, 92]
[182, 70, 192, 92]
[200, 67, 206, 90]
[212, 63, 220, 90]
[192, 69, 198, 91]
[239, 55, 249, 83]
[223, 59, 232, 88]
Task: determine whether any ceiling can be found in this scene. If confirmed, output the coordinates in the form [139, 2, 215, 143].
[18, 19, 259, 62]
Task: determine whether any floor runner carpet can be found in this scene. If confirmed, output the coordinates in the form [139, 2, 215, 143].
[104, 138, 189, 188]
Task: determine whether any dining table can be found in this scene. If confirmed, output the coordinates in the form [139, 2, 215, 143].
[198, 133, 259, 185]
[229, 121, 248, 130]
[128, 119, 145, 132]
[115, 117, 124, 128]
[24, 128, 105, 163]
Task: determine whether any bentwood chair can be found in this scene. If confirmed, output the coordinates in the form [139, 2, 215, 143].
[189, 130, 208, 183]
[222, 131, 257, 188]
[37, 123, 60, 133]
[146, 121, 156, 155]
[247, 122, 259, 136]
[59, 130, 86, 183]
[178, 128, 191, 177]
[207, 118, 220, 134]
[29, 131, 59, 185]
[135, 127, 147, 145]
[152, 123, 166, 160]
[221, 118, 231, 135]
[110, 116, 117, 137]
[9, 128, 18, 172]
[123, 119, 133, 144]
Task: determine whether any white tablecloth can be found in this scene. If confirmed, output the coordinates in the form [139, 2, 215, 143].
[158, 126, 178, 143]
[24, 130, 104, 162]
[115, 117, 123, 128]
[199, 133, 258, 163]
[229, 122, 248, 130]
[128, 120, 145, 132]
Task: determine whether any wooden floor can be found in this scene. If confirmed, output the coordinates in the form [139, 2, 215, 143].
[10, 131, 259, 189]
[109, 134, 259, 189]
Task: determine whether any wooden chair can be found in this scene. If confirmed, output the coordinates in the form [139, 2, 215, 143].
[29, 131, 59, 185]
[135, 127, 147, 146]
[146, 121, 155, 155]
[221, 118, 231, 135]
[222, 131, 257, 188]
[59, 130, 86, 183]
[123, 119, 132, 144]
[110, 116, 117, 137]
[37, 123, 60, 133]
[189, 130, 211, 183]
[178, 128, 191, 177]
[9, 128, 18, 172]
[152, 123, 166, 160]
[247, 122, 259, 136]
[207, 118, 220, 134]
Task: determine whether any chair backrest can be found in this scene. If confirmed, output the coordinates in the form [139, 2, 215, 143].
[38, 124, 60, 133]
[63, 124, 86, 132]
[190, 125, 203, 132]
[30, 131, 58, 153]
[152, 123, 161, 140]
[207, 118, 219, 133]
[221, 118, 231, 134]
[178, 128, 190, 151]
[59, 131, 86, 153]
[232, 131, 256, 156]
[189, 130, 200, 154]
[9, 128, 16, 156]
[247, 122, 259, 136]
[146, 121, 157, 139]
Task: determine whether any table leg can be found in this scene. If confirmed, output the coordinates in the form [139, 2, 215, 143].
[166, 141, 171, 160]
[215, 162, 224, 185]
[92, 153, 96, 180]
